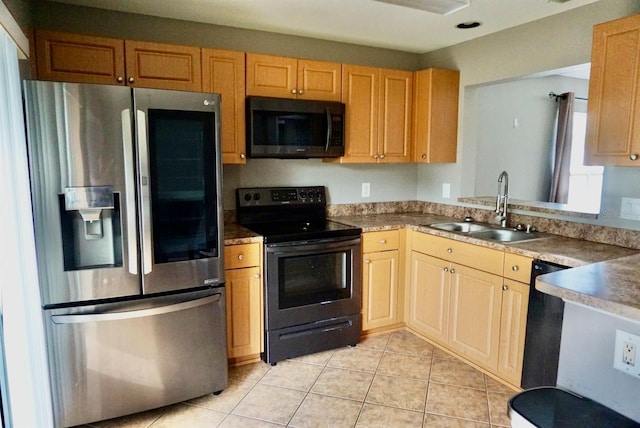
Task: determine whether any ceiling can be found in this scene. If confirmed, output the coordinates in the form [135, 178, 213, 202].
[51, 0, 600, 54]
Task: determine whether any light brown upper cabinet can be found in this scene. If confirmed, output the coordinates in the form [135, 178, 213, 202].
[124, 41, 201, 91]
[202, 48, 247, 164]
[35, 30, 125, 86]
[412, 68, 460, 163]
[329, 65, 412, 163]
[245, 53, 342, 101]
[585, 14, 640, 166]
[35, 30, 202, 91]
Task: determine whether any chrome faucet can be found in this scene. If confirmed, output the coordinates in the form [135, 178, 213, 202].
[495, 170, 509, 227]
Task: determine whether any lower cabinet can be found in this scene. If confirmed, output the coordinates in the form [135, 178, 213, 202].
[362, 230, 403, 331]
[448, 264, 503, 371]
[497, 278, 530, 384]
[407, 230, 530, 387]
[224, 242, 263, 364]
[408, 252, 450, 344]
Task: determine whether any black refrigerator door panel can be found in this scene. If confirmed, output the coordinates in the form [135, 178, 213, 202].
[133, 89, 225, 295]
[23, 81, 141, 305]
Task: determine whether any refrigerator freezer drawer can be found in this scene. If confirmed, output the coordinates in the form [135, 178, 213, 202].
[45, 289, 228, 427]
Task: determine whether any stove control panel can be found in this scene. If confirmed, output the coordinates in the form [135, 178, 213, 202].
[237, 186, 326, 207]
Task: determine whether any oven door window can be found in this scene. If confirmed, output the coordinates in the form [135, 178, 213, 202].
[278, 250, 351, 309]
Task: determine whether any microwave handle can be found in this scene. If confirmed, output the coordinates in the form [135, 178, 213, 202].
[325, 107, 332, 152]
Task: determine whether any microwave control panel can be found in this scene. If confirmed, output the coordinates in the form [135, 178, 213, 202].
[237, 186, 326, 207]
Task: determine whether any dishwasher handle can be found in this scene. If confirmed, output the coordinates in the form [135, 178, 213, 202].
[51, 293, 221, 324]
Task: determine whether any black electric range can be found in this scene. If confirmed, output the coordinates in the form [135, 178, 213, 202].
[236, 186, 361, 243]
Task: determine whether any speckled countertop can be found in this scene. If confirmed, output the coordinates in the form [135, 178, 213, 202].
[225, 212, 640, 321]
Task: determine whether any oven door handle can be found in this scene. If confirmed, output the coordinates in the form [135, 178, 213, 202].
[265, 236, 361, 253]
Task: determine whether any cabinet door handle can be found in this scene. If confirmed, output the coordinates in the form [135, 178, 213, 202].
[380, 239, 387, 244]
[447, 248, 453, 253]
[502, 284, 509, 291]
[379, 154, 385, 159]
[373, 154, 379, 159]
[298, 89, 304, 95]
[450, 268, 456, 274]
[254, 274, 260, 279]
[631, 153, 639, 161]
[240, 153, 246, 159]
[443, 267, 449, 272]
[238, 254, 244, 260]
[291, 89, 298, 94]
[421, 154, 427, 159]
[117, 76, 124, 83]
[364, 259, 371, 264]
[128, 77, 135, 84]
[512, 265, 519, 271]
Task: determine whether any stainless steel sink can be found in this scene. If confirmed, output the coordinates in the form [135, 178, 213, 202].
[424, 222, 493, 233]
[423, 221, 545, 243]
[468, 228, 541, 243]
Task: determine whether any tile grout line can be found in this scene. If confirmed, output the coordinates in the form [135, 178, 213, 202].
[353, 331, 392, 427]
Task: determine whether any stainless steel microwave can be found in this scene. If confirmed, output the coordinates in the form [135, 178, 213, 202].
[246, 96, 345, 158]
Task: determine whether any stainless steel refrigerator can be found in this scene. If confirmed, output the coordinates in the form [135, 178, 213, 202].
[23, 81, 227, 427]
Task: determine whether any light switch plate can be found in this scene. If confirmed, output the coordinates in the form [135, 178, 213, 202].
[620, 198, 640, 220]
[361, 182, 370, 198]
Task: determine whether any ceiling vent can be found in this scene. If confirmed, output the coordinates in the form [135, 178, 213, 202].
[371, 0, 470, 15]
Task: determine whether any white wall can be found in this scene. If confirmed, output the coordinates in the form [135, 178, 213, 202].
[223, 159, 418, 209]
[558, 302, 640, 422]
[417, 0, 640, 228]
[472, 75, 589, 201]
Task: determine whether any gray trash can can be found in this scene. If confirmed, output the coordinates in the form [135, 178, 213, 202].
[508, 387, 640, 428]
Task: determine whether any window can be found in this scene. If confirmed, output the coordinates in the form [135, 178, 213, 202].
[567, 112, 603, 212]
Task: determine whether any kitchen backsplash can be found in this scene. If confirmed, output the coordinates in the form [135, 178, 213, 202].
[227, 201, 640, 250]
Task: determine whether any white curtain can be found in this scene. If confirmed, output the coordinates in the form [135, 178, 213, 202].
[0, 27, 53, 427]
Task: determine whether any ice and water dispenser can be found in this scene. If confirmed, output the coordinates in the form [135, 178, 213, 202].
[59, 186, 123, 271]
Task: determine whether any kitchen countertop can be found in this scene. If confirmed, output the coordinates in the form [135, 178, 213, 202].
[225, 212, 640, 321]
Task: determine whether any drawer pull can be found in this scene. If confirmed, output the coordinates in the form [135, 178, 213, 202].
[447, 248, 453, 253]
[512, 265, 519, 271]
[237, 254, 244, 260]
[502, 284, 509, 291]
[380, 239, 387, 244]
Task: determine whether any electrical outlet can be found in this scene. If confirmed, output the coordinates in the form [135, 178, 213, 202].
[613, 329, 640, 377]
[623, 342, 636, 366]
[361, 182, 370, 198]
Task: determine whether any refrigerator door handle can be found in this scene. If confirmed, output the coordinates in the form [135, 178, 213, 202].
[51, 293, 222, 324]
[121, 109, 138, 275]
[136, 109, 153, 276]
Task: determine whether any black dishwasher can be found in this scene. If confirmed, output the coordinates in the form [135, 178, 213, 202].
[521, 259, 569, 389]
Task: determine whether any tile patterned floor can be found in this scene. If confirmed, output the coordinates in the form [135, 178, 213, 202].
[85, 330, 518, 428]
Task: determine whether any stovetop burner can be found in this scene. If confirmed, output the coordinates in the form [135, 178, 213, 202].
[236, 186, 361, 243]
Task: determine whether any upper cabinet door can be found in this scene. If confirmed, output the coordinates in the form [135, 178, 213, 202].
[585, 14, 640, 166]
[35, 30, 126, 85]
[297, 59, 342, 101]
[124, 41, 202, 91]
[379, 68, 412, 163]
[202, 48, 247, 164]
[246, 53, 297, 98]
[339, 64, 379, 163]
[412, 68, 459, 163]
